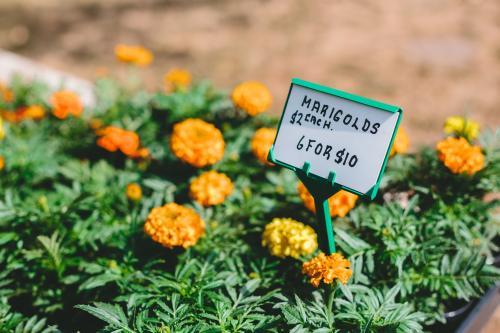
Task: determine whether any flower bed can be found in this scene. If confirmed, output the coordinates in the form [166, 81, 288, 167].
[0, 48, 498, 332]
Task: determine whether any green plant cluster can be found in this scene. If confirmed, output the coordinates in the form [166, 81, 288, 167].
[0, 76, 498, 332]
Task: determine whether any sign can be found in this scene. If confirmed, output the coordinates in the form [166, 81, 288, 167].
[270, 78, 402, 198]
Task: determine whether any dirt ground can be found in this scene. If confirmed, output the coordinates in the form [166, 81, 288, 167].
[0, 0, 499, 146]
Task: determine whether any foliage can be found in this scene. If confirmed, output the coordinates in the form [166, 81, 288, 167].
[0, 75, 498, 332]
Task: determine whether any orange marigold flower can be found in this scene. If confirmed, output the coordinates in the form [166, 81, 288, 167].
[0, 156, 4, 170]
[251, 128, 277, 165]
[23, 105, 45, 120]
[189, 171, 233, 206]
[164, 68, 192, 92]
[114, 44, 153, 67]
[1, 109, 24, 123]
[390, 127, 410, 156]
[232, 81, 272, 116]
[144, 203, 205, 249]
[130, 147, 150, 159]
[1, 110, 15, 123]
[302, 252, 352, 287]
[51, 90, 83, 119]
[97, 126, 139, 155]
[126, 183, 142, 202]
[298, 182, 358, 218]
[97, 126, 149, 159]
[436, 137, 484, 175]
[170, 118, 225, 168]
[1, 105, 44, 123]
[0, 83, 13, 103]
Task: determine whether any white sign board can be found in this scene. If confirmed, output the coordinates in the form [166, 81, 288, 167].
[272, 80, 402, 195]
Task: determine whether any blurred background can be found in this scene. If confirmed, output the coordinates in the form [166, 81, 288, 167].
[0, 0, 498, 145]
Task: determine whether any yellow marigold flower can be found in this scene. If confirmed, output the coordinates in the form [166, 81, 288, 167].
[297, 182, 358, 218]
[51, 90, 83, 119]
[444, 116, 480, 141]
[0, 83, 13, 103]
[0, 156, 4, 170]
[114, 44, 153, 67]
[262, 218, 317, 259]
[232, 81, 272, 116]
[170, 118, 225, 168]
[436, 137, 484, 175]
[164, 68, 192, 92]
[302, 252, 352, 287]
[24, 105, 45, 120]
[189, 171, 233, 206]
[251, 128, 277, 165]
[390, 127, 410, 156]
[126, 183, 142, 202]
[144, 203, 205, 249]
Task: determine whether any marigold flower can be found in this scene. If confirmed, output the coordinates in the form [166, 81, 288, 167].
[436, 137, 484, 175]
[262, 218, 317, 259]
[132, 147, 150, 159]
[390, 127, 410, 156]
[251, 128, 277, 165]
[24, 105, 45, 120]
[302, 252, 352, 287]
[1, 110, 20, 123]
[97, 126, 138, 155]
[0, 83, 13, 103]
[444, 116, 480, 141]
[97, 126, 149, 159]
[164, 68, 192, 92]
[51, 90, 83, 119]
[298, 182, 358, 218]
[126, 183, 142, 202]
[144, 203, 205, 249]
[170, 118, 225, 168]
[114, 44, 153, 67]
[0, 156, 4, 170]
[1, 105, 44, 123]
[12, 105, 45, 121]
[189, 171, 233, 206]
[232, 81, 272, 116]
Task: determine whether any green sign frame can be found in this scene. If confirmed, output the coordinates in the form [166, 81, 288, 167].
[268, 78, 403, 254]
[268, 78, 403, 200]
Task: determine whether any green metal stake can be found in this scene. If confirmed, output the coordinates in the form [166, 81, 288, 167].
[268, 147, 340, 255]
[296, 162, 339, 255]
[313, 196, 336, 254]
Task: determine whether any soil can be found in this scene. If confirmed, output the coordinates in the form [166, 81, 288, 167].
[0, 0, 499, 144]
